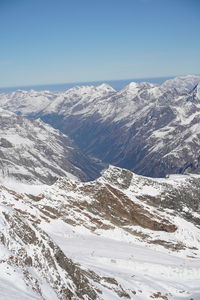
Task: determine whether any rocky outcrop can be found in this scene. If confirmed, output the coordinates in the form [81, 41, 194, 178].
[1, 166, 200, 299]
[0, 184, 131, 300]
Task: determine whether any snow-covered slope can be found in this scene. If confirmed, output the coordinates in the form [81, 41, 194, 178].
[1, 166, 200, 299]
[0, 108, 102, 184]
[0, 84, 115, 117]
[0, 89, 56, 115]
[162, 74, 200, 89]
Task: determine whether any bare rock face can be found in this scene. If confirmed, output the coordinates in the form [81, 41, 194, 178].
[77, 183, 177, 233]
[0, 138, 13, 148]
[0, 108, 102, 184]
[34, 165, 200, 247]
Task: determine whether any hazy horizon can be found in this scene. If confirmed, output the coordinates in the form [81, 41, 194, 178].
[1, 0, 199, 87]
[0, 75, 179, 93]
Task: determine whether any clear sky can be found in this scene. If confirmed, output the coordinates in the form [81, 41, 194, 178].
[0, 0, 200, 87]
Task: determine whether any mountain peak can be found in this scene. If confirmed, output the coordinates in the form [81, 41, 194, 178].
[124, 81, 138, 90]
[123, 81, 155, 93]
[162, 74, 200, 89]
[63, 83, 115, 96]
[96, 83, 116, 92]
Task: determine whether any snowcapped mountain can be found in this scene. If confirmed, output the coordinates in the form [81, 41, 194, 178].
[0, 89, 56, 116]
[0, 83, 115, 117]
[162, 74, 200, 89]
[38, 83, 116, 117]
[0, 108, 102, 184]
[1, 76, 200, 179]
[33, 81, 200, 177]
[1, 166, 200, 299]
[1, 75, 200, 299]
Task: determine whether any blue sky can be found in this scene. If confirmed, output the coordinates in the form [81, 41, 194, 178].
[0, 0, 200, 87]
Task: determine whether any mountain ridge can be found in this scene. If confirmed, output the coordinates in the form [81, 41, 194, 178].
[0, 108, 102, 184]
[1, 75, 200, 178]
[1, 165, 200, 299]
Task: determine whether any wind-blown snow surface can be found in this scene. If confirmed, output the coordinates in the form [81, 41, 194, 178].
[1, 166, 200, 299]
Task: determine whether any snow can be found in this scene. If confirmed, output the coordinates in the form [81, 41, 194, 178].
[0, 108, 15, 117]
[37, 166, 200, 298]
[0, 165, 200, 299]
[42, 83, 115, 115]
[1, 75, 200, 299]
[172, 104, 200, 126]
[162, 75, 200, 89]
[0, 108, 92, 184]
[41, 219, 200, 300]
[0, 244, 10, 259]
[0, 264, 40, 300]
[1, 89, 56, 115]
[196, 83, 200, 100]
[0, 177, 48, 195]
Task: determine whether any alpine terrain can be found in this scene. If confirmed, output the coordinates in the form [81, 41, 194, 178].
[1, 75, 200, 177]
[0, 74, 200, 300]
[0, 108, 102, 184]
[0, 166, 200, 299]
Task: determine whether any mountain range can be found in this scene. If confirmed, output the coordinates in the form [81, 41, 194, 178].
[1, 74, 200, 178]
[0, 74, 200, 299]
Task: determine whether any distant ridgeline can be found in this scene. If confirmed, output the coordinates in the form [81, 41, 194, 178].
[0, 76, 173, 93]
